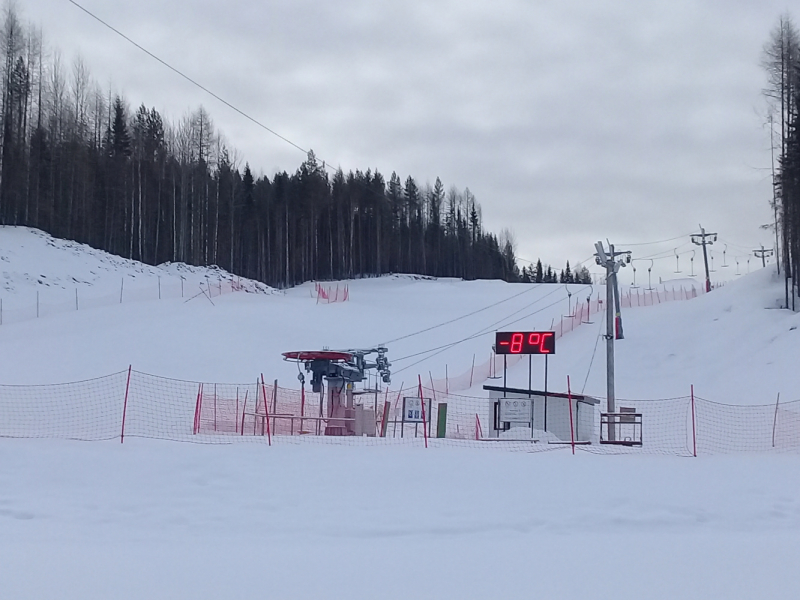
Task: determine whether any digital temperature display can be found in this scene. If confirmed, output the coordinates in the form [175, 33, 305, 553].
[495, 331, 556, 355]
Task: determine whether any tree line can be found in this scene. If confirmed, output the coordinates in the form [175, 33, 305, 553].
[520, 260, 591, 284]
[764, 13, 800, 309]
[0, 5, 582, 289]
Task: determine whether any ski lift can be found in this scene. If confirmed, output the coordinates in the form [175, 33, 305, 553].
[282, 348, 391, 436]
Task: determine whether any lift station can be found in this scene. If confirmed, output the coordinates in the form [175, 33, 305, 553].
[282, 348, 391, 436]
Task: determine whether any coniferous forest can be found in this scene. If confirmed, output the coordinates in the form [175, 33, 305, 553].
[0, 7, 541, 288]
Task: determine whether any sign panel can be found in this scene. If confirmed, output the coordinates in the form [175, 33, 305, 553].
[495, 331, 556, 355]
[402, 397, 432, 423]
[498, 398, 533, 423]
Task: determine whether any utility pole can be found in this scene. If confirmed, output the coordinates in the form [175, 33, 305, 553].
[753, 244, 774, 268]
[594, 241, 631, 442]
[691, 225, 717, 293]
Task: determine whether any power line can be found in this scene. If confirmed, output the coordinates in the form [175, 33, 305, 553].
[67, 0, 310, 156]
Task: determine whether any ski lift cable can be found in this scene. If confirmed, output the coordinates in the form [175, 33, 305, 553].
[392, 295, 568, 374]
[580, 318, 605, 395]
[717, 238, 763, 253]
[390, 286, 568, 362]
[631, 241, 694, 261]
[617, 232, 694, 246]
[378, 283, 544, 346]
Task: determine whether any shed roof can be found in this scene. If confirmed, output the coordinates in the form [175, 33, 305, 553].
[483, 384, 600, 405]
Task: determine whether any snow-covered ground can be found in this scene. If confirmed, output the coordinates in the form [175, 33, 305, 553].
[2, 439, 798, 599]
[1, 226, 799, 599]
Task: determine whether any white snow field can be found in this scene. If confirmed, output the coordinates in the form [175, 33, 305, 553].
[1, 226, 799, 599]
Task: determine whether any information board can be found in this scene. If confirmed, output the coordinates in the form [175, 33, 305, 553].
[402, 397, 432, 423]
[497, 398, 533, 423]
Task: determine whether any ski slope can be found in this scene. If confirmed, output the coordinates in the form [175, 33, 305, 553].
[1, 226, 799, 599]
[0, 226, 798, 406]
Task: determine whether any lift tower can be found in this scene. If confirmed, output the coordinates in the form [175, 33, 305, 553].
[594, 241, 630, 442]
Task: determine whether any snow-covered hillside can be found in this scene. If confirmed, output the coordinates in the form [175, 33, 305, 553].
[1, 227, 799, 600]
[1, 226, 798, 408]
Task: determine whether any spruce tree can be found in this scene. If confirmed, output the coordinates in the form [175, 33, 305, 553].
[110, 97, 130, 158]
[534, 259, 543, 283]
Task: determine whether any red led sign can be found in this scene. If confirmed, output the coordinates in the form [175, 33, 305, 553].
[495, 331, 556, 355]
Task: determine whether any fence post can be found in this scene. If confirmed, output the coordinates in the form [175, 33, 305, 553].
[240, 392, 248, 436]
[772, 393, 781, 448]
[300, 384, 306, 434]
[260, 374, 272, 445]
[37, 290, 39, 318]
[120, 277, 124, 303]
[567, 375, 575, 455]
[75, 288, 79, 310]
[380, 400, 391, 437]
[120, 366, 132, 443]
[469, 354, 475, 387]
[418, 375, 428, 448]
[690, 384, 697, 457]
[193, 383, 203, 434]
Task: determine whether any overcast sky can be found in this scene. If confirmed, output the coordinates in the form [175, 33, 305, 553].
[22, 0, 790, 283]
